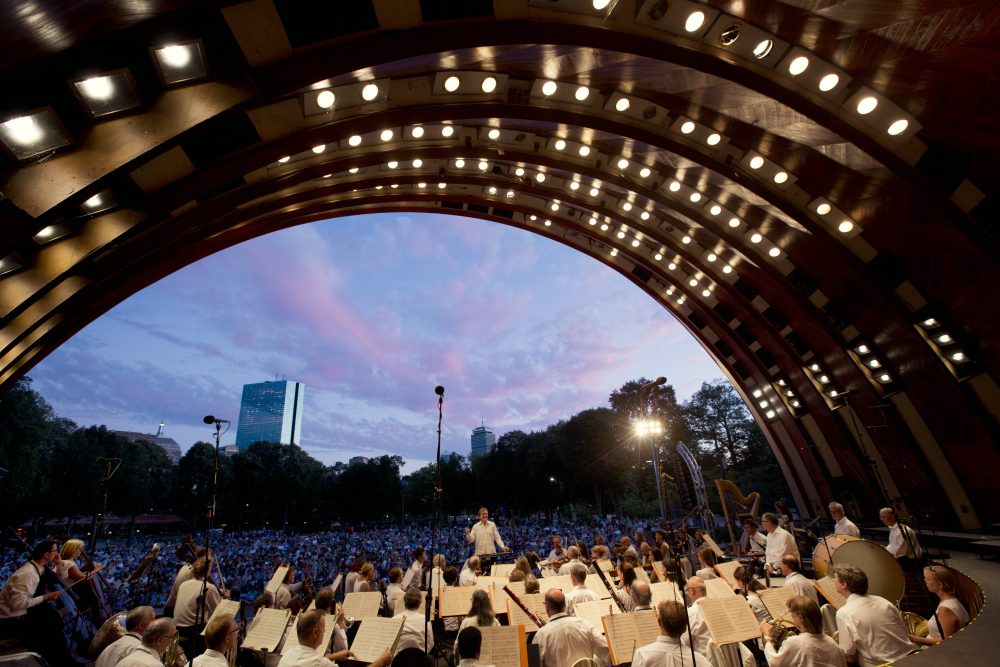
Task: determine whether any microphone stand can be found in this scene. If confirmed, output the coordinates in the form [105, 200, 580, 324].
[425, 387, 444, 657]
[197, 419, 224, 628]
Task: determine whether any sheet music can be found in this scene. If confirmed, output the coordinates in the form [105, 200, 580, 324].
[401, 567, 416, 590]
[439, 586, 481, 617]
[330, 573, 343, 594]
[705, 577, 736, 597]
[702, 534, 725, 558]
[342, 591, 383, 619]
[602, 610, 659, 665]
[505, 592, 549, 628]
[696, 596, 761, 645]
[200, 599, 241, 635]
[479, 624, 528, 667]
[815, 577, 847, 609]
[491, 563, 515, 577]
[265, 565, 290, 595]
[714, 560, 742, 586]
[649, 581, 683, 605]
[241, 608, 291, 651]
[280, 611, 336, 655]
[758, 586, 796, 622]
[585, 575, 614, 599]
[536, 574, 573, 594]
[349, 616, 405, 663]
[633, 567, 651, 585]
[573, 600, 619, 634]
[391, 590, 425, 616]
[596, 559, 615, 572]
[651, 561, 666, 581]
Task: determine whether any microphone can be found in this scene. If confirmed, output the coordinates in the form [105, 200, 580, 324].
[641, 376, 668, 389]
[203, 415, 230, 424]
[434, 386, 445, 397]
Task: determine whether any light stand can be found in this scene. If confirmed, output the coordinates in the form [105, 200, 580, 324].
[89, 457, 122, 553]
[196, 416, 226, 628]
[425, 386, 445, 656]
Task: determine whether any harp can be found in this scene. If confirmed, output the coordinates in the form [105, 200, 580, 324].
[715, 479, 761, 555]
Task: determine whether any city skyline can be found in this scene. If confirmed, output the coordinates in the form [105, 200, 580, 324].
[27, 212, 724, 474]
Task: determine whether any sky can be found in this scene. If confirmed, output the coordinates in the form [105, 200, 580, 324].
[27, 212, 724, 474]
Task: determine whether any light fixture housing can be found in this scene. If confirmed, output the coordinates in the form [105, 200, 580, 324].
[777, 47, 851, 97]
[69, 69, 141, 118]
[705, 18, 790, 69]
[151, 40, 208, 85]
[0, 108, 72, 161]
[637, 0, 720, 40]
[843, 87, 923, 141]
[302, 79, 391, 115]
[433, 71, 509, 96]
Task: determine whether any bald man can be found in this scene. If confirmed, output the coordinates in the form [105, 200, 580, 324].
[532, 589, 609, 667]
[680, 577, 712, 657]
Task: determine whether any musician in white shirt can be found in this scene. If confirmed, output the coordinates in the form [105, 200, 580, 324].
[879, 508, 922, 563]
[829, 502, 860, 537]
[395, 588, 435, 656]
[532, 589, 610, 667]
[778, 556, 818, 605]
[679, 577, 712, 656]
[557, 546, 583, 575]
[633, 600, 712, 667]
[193, 613, 238, 667]
[832, 564, 914, 665]
[465, 507, 507, 556]
[118, 618, 177, 667]
[456, 627, 488, 666]
[546, 535, 566, 563]
[278, 610, 390, 667]
[740, 518, 768, 554]
[564, 564, 600, 616]
[760, 595, 846, 667]
[95, 606, 154, 667]
[763, 512, 799, 575]
[459, 556, 480, 586]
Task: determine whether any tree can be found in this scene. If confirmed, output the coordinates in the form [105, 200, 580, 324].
[684, 380, 756, 468]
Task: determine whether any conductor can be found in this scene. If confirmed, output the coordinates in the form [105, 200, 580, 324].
[465, 507, 508, 573]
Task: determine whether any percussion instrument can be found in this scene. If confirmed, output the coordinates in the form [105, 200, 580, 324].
[89, 609, 127, 659]
[817, 538, 905, 605]
[811, 534, 859, 578]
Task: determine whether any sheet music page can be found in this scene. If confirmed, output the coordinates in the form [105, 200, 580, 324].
[714, 560, 742, 586]
[697, 596, 761, 645]
[758, 586, 796, 622]
[265, 565, 290, 595]
[632, 609, 660, 647]
[480, 624, 527, 667]
[349, 616, 405, 664]
[280, 611, 336, 655]
[572, 600, 617, 634]
[491, 563, 515, 577]
[597, 559, 615, 572]
[439, 586, 479, 617]
[342, 591, 383, 619]
[538, 574, 573, 594]
[705, 577, 736, 597]
[391, 590, 425, 616]
[585, 575, 613, 599]
[401, 567, 416, 590]
[702, 534, 724, 558]
[505, 580, 526, 597]
[330, 573, 343, 594]
[241, 608, 291, 651]
[815, 577, 846, 609]
[649, 581, 683, 605]
[633, 567, 651, 585]
[200, 599, 241, 635]
[505, 593, 548, 628]
[651, 561, 666, 581]
[602, 612, 648, 665]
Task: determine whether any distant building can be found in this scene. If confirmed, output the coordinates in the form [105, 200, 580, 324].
[332, 462, 347, 473]
[111, 430, 182, 464]
[470, 425, 495, 459]
[441, 451, 462, 463]
[235, 380, 304, 450]
[349, 456, 369, 466]
[223, 444, 238, 456]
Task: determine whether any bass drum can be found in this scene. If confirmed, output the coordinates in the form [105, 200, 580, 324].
[827, 539, 905, 605]
[811, 534, 859, 578]
[89, 610, 127, 659]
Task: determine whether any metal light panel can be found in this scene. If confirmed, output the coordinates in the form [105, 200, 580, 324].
[843, 87, 923, 142]
[0, 108, 71, 161]
[432, 71, 509, 96]
[529, 79, 598, 105]
[636, 0, 721, 40]
[151, 40, 207, 85]
[70, 69, 141, 118]
[81, 190, 117, 215]
[741, 151, 798, 190]
[477, 127, 536, 147]
[0, 253, 24, 277]
[670, 116, 731, 151]
[808, 197, 861, 238]
[303, 78, 391, 116]
[603, 93, 670, 126]
[528, 0, 619, 17]
[33, 223, 73, 245]
[704, 16, 790, 70]
[777, 47, 851, 99]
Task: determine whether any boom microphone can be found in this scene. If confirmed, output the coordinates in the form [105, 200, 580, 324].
[202, 415, 230, 424]
[434, 385, 445, 397]
[641, 376, 668, 389]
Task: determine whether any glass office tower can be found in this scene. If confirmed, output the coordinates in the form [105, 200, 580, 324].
[235, 380, 304, 449]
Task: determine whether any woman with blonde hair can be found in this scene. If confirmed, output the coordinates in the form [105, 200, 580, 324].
[58, 538, 101, 587]
[355, 562, 375, 592]
[911, 565, 969, 645]
[760, 595, 845, 665]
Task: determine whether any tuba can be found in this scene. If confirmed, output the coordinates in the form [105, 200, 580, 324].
[769, 619, 800, 651]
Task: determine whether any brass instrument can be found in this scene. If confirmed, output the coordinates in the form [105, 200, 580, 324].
[769, 618, 800, 651]
[163, 633, 188, 667]
[904, 611, 929, 638]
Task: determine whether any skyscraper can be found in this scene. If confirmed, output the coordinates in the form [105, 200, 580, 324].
[235, 380, 304, 450]
[470, 425, 495, 459]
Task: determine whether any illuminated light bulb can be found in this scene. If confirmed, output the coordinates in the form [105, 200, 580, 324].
[722, 265, 733, 274]
[750, 233, 763, 243]
[317, 90, 335, 109]
[615, 98, 630, 112]
[685, 10, 705, 32]
[710, 205, 722, 216]
[749, 156, 764, 169]
[689, 278, 698, 287]
[707, 253, 717, 262]
[348, 167, 359, 174]
[677, 296, 685, 304]
[937, 334, 953, 344]
[816, 202, 832, 215]
[159, 44, 191, 67]
[575, 86, 590, 101]
[361, 83, 379, 101]
[703, 289, 711, 297]
[312, 144, 326, 154]
[810, 364, 820, 372]
[348, 135, 362, 147]
[600, 223, 609, 231]
[690, 192, 702, 202]
[535, 173, 546, 183]
[707, 133, 721, 146]
[80, 76, 114, 100]
[788, 56, 809, 75]
[922, 318, 938, 327]
[680, 121, 696, 134]
[669, 181, 681, 192]
[668, 263, 677, 270]
[515, 167, 525, 177]
[593, 0, 612, 9]
[278, 156, 290, 164]
[868, 359, 881, 368]
[375, 185, 383, 190]
[639, 167, 651, 178]
[455, 158, 466, 168]
[411, 126, 424, 138]
[487, 128, 500, 140]
[617, 158, 629, 170]
[529, 214, 537, 221]
[758, 400, 768, 409]
[390, 184, 399, 189]
[488, 186, 497, 195]
[589, 187, 599, 197]
[550, 202, 559, 211]
[632, 239, 640, 247]
[412, 159, 423, 168]
[773, 171, 789, 184]
[481, 76, 497, 93]
[857, 344, 870, 354]
[544, 219, 552, 227]
[438, 182, 446, 188]
[728, 217, 740, 228]
[753, 39, 773, 59]
[951, 351, 966, 362]
[589, 217, 598, 226]
[765, 410, 776, 419]
[380, 129, 394, 142]
[569, 181, 580, 191]
[654, 253, 663, 261]
[818, 375, 830, 384]
[443, 76, 460, 92]
[640, 211, 650, 220]
[83, 194, 103, 209]
[617, 231, 626, 239]
[888, 119, 909, 136]
[838, 220, 855, 234]
[478, 160, 489, 171]
[622, 202, 632, 211]
[3, 115, 43, 145]
[418, 182, 427, 188]
[857, 96, 878, 115]
[752, 389, 763, 398]
[818, 73, 839, 91]
[791, 400, 801, 407]
[387, 161, 398, 169]
[554, 139, 567, 151]
[682, 235, 691, 244]
[441, 125, 455, 137]
[769, 247, 780, 257]
[541, 80, 557, 96]
[579, 145, 591, 157]
[610, 248, 618, 256]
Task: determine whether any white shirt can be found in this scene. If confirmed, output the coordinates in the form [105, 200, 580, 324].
[927, 598, 969, 640]
[741, 530, 767, 553]
[118, 644, 163, 667]
[165, 564, 194, 608]
[834, 517, 860, 537]
[277, 644, 335, 667]
[173, 579, 221, 628]
[764, 632, 847, 667]
[564, 584, 599, 616]
[467, 521, 506, 555]
[680, 600, 712, 656]
[0, 561, 44, 619]
[386, 582, 404, 614]
[695, 567, 717, 580]
[836, 593, 913, 665]
[395, 608, 434, 655]
[192, 649, 230, 667]
[557, 559, 582, 576]
[459, 567, 478, 587]
[886, 522, 922, 559]
[545, 548, 565, 563]
[782, 571, 818, 605]
[747, 593, 769, 622]
[95, 632, 142, 667]
[531, 612, 609, 667]
[632, 635, 712, 667]
[765, 526, 799, 568]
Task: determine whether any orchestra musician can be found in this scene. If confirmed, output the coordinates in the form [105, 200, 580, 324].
[778, 556, 817, 605]
[385, 567, 404, 615]
[276, 566, 304, 608]
[830, 502, 861, 537]
[394, 588, 434, 658]
[456, 626, 486, 667]
[680, 577, 711, 657]
[0, 539, 73, 667]
[564, 563, 599, 616]
[353, 563, 375, 592]
[312, 586, 351, 656]
[459, 556, 480, 586]
[173, 556, 223, 657]
[910, 566, 969, 646]
[557, 546, 583, 575]
[117, 618, 177, 667]
[192, 613, 237, 667]
[831, 564, 914, 665]
[879, 508, 923, 570]
[694, 548, 718, 580]
[279, 609, 389, 667]
[613, 564, 638, 612]
[57, 538, 102, 587]
[531, 589, 610, 667]
[762, 512, 799, 575]
[760, 596, 846, 667]
[732, 566, 768, 622]
[740, 518, 768, 555]
[455, 589, 501, 653]
[630, 581, 654, 611]
[464, 507, 508, 573]
[165, 545, 211, 616]
[631, 600, 712, 667]
[95, 606, 155, 667]
[404, 547, 425, 590]
[545, 535, 565, 563]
